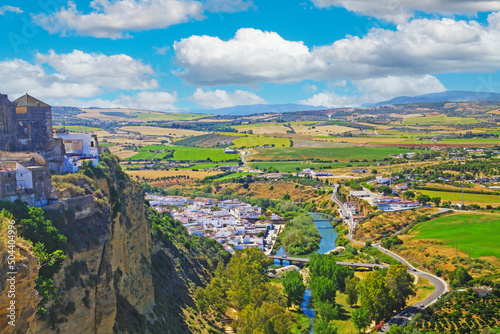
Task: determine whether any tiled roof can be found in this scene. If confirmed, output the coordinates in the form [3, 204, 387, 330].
[12, 94, 50, 108]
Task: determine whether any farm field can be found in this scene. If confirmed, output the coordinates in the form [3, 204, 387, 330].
[233, 123, 290, 135]
[120, 126, 207, 137]
[247, 146, 416, 162]
[129, 145, 239, 162]
[416, 189, 500, 206]
[232, 136, 291, 148]
[125, 169, 222, 185]
[248, 161, 375, 173]
[61, 125, 103, 132]
[408, 213, 500, 260]
[402, 116, 479, 126]
[132, 112, 214, 121]
[291, 124, 357, 136]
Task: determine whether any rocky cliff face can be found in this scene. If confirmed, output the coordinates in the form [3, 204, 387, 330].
[0, 221, 41, 334]
[35, 154, 154, 334]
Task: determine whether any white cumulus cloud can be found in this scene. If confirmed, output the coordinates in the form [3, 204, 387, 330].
[300, 75, 446, 107]
[311, 0, 500, 23]
[0, 5, 23, 15]
[174, 18, 500, 86]
[190, 88, 265, 108]
[33, 0, 253, 39]
[0, 50, 158, 103]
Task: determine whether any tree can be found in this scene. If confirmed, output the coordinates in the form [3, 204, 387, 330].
[282, 270, 306, 308]
[345, 276, 360, 306]
[451, 266, 473, 287]
[316, 301, 339, 322]
[386, 264, 416, 312]
[378, 186, 393, 196]
[431, 197, 441, 207]
[310, 276, 336, 305]
[402, 191, 415, 200]
[283, 193, 291, 200]
[314, 318, 338, 334]
[357, 271, 394, 322]
[351, 306, 371, 333]
[416, 194, 431, 205]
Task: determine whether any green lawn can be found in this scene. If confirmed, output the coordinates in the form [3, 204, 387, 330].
[409, 213, 500, 259]
[232, 136, 291, 148]
[402, 116, 479, 126]
[250, 147, 415, 162]
[417, 189, 500, 206]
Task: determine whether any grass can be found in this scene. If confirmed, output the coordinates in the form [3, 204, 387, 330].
[61, 125, 103, 132]
[127, 146, 236, 162]
[417, 189, 500, 206]
[232, 136, 291, 148]
[402, 116, 479, 126]
[409, 213, 500, 259]
[132, 112, 213, 121]
[249, 147, 416, 162]
[249, 161, 375, 173]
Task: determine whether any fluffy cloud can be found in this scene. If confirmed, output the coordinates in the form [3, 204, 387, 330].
[175, 18, 500, 86]
[0, 5, 23, 15]
[311, 0, 500, 23]
[300, 75, 446, 107]
[190, 88, 265, 108]
[34, 0, 253, 39]
[174, 28, 326, 85]
[0, 50, 158, 102]
[57, 91, 178, 110]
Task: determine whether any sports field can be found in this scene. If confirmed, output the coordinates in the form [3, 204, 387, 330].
[408, 213, 500, 259]
[417, 189, 500, 206]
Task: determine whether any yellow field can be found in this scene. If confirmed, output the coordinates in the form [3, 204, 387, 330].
[291, 124, 354, 136]
[120, 126, 207, 138]
[125, 170, 221, 185]
[488, 109, 500, 115]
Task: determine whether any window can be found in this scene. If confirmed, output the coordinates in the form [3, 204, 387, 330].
[20, 173, 23, 177]
[7, 173, 11, 178]
[6, 184, 10, 192]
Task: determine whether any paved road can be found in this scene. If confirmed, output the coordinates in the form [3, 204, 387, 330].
[330, 185, 449, 332]
[239, 149, 262, 173]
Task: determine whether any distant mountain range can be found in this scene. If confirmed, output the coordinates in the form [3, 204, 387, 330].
[193, 103, 327, 116]
[364, 91, 500, 107]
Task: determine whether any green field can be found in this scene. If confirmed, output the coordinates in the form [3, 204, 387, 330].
[131, 145, 239, 162]
[409, 213, 500, 259]
[249, 161, 374, 173]
[232, 136, 291, 148]
[402, 116, 479, 126]
[61, 125, 103, 133]
[418, 189, 500, 206]
[249, 147, 416, 162]
[132, 112, 213, 121]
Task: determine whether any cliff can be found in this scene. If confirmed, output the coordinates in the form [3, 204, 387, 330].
[0, 218, 41, 334]
[0, 152, 229, 333]
[36, 154, 154, 333]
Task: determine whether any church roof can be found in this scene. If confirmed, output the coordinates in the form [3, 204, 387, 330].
[12, 94, 50, 108]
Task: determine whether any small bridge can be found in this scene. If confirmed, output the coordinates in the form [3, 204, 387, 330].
[267, 255, 389, 269]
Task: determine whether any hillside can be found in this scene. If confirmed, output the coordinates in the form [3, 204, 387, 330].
[0, 153, 228, 333]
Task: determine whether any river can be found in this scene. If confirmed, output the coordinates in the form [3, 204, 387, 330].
[273, 216, 339, 333]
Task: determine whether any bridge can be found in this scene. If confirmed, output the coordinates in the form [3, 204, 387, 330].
[267, 255, 389, 269]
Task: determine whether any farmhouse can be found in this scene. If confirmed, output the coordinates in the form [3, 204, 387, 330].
[224, 147, 237, 154]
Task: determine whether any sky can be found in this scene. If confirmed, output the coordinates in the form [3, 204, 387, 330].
[1, 0, 500, 111]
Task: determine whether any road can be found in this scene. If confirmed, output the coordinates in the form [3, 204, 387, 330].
[330, 185, 449, 333]
[239, 149, 261, 173]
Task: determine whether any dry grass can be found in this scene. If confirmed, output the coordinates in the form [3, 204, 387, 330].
[292, 124, 355, 136]
[236, 124, 290, 135]
[353, 208, 439, 241]
[120, 126, 207, 138]
[126, 169, 220, 180]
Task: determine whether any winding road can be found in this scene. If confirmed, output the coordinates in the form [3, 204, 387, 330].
[330, 185, 449, 333]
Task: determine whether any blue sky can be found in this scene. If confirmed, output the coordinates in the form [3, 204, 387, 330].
[1, 0, 500, 111]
